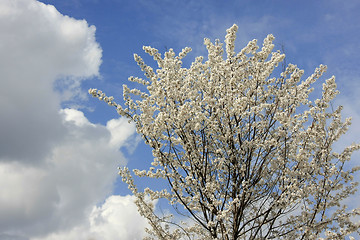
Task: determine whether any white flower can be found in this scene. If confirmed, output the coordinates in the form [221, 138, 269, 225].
[89, 24, 360, 240]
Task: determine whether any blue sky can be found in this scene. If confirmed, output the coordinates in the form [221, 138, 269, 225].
[1, 0, 359, 239]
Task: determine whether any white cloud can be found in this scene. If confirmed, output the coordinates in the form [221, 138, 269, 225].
[106, 118, 141, 153]
[33, 195, 149, 240]
[0, 109, 140, 238]
[89, 195, 148, 240]
[0, 162, 58, 232]
[61, 108, 95, 127]
[88, 195, 148, 240]
[0, 0, 102, 163]
[0, 0, 144, 239]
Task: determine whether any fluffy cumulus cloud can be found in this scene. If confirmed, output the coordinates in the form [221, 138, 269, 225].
[32, 195, 149, 240]
[0, 0, 146, 239]
[0, 0, 102, 163]
[0, 110, 146, 239]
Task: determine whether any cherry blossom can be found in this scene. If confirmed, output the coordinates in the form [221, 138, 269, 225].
[90, 24, 359, 239]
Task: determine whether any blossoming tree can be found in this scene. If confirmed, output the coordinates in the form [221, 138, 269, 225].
[89, 24, 360, 239]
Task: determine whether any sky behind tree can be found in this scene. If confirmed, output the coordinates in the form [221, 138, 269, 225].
[1, 0, 359, 239]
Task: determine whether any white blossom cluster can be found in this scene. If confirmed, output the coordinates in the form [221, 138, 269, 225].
[89, 24, 360, 239]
